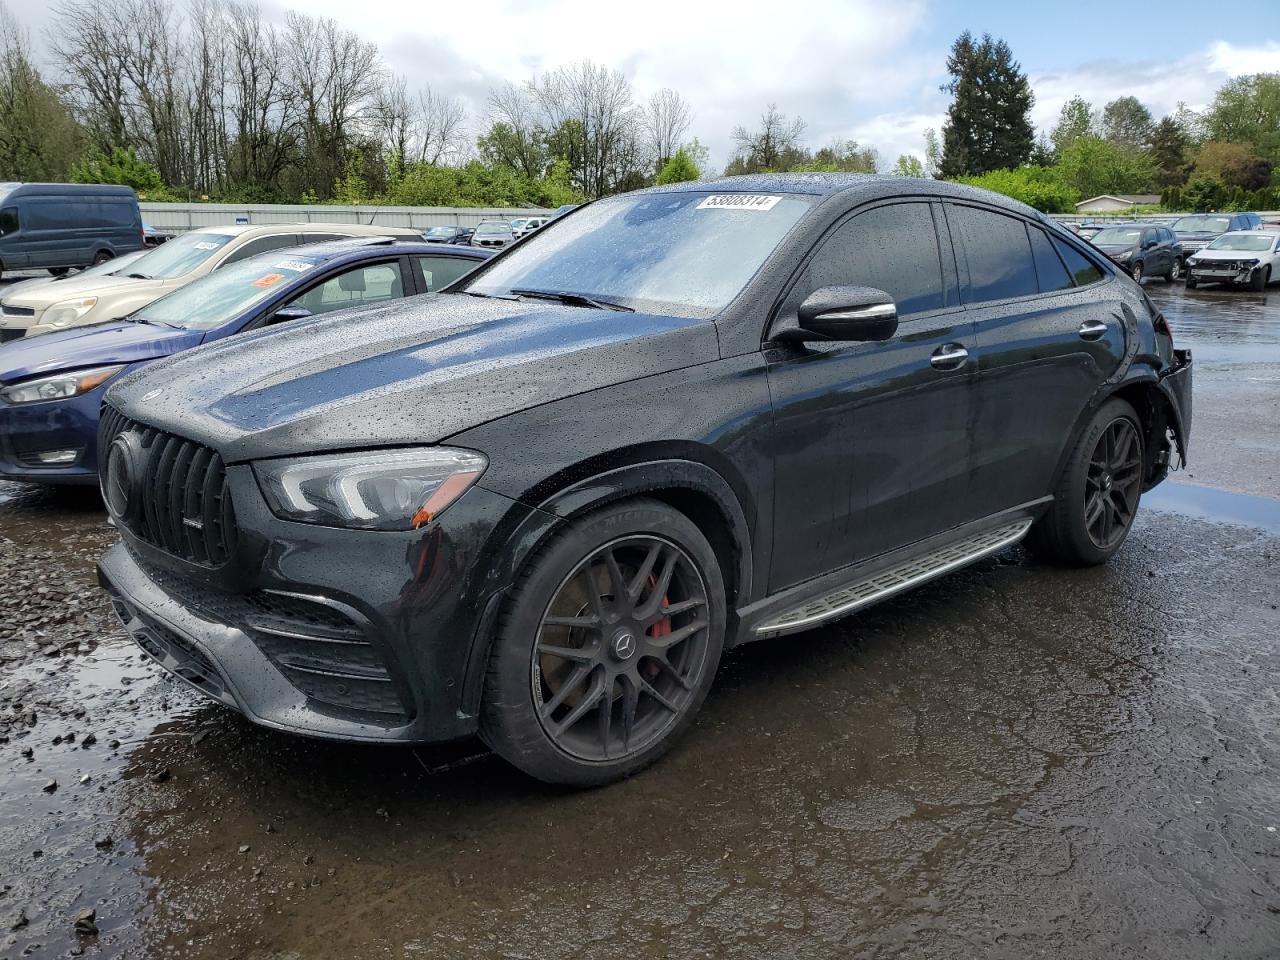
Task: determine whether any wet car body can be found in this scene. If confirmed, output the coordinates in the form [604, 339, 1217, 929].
[1090, 223, 1183, 281]
[1185, 230, 1280, 290]
[0, 240, 491, 485]
[96, 176, 1192, 781]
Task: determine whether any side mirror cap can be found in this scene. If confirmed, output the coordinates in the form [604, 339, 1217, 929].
[780, 285, 899, 342]
[269, 305, 312, 325]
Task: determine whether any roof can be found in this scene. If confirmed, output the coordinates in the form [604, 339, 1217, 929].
[282, 237, 492, 260]
[188, 222, 422, 238]
[1075, 194, 1162, 206]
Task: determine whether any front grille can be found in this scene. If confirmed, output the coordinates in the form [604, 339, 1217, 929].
[106, 593, 230, 704]
[1, 304, 34, 317]
[135, 559, 409, 722]
[99, 404, 238, 566]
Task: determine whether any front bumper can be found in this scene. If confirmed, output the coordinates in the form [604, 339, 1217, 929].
[0, 390, 103, 484]
[97, 469, 559, 744]
[1186, 261, 1260, 284]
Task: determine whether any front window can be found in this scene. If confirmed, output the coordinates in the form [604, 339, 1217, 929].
[462, 191, 813, 318]
[1206, 234, 1276, 252]
[131, 254, 321, 330]
[1090, 227, 1142, 246]
[1172, 216, 1231, 234]
[122, 231, 234, 279]
[0, 206, 17, 235]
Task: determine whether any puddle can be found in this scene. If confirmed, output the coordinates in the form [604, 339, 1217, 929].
[1143, 480, 1280, 535]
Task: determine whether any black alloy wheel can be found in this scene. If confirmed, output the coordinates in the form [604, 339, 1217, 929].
[532, 535, 711, 762]
[1083, 417, 1143, 550]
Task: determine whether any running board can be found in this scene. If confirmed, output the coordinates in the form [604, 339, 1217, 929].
[754, 518, 1033, 638]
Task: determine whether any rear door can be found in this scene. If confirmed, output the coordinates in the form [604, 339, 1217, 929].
[765, 199, 977, 591]
[956, 204, 1127, 517]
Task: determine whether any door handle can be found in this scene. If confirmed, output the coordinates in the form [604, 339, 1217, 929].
[929, 343, 969, 370]
[1078, 320, 1108, 341]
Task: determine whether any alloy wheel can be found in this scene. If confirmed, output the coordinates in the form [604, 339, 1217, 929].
[1131, 262, 1143, 282]
[531, 535, 711, 762]
[1169, 259, 1182, 281]
[1084, 418, 1142, 550]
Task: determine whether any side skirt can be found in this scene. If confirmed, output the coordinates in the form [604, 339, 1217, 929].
[736, 500, 1047, 643]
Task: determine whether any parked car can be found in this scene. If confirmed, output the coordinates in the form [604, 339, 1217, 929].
[142, 222, 175, 246]
[0, 182, 145, 279]
[0, 249, 148, 299]
[96, 175, 1191, 787]
[1073, 222, 1107, 241]
[423, 225, 474, 245]
[0, 222, 420, 341]
[0, 239, 490, 485]
[515, 216, 549, 239]
[1089, 223, 1184, 281]
[550, 204, 578, 219]
[471, 220, 514, 248]
[1185, 230, 1280, 291]
[1171, 212, 1262, 261]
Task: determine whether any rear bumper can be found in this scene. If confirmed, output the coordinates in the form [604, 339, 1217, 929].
[1159, 348, 1193, 463]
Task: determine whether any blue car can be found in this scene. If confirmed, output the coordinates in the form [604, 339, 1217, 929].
[0, 237, 491, 485]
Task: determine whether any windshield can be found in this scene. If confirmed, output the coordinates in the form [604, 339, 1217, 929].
[1091, 228, 1142, 245]
[425, 226, 456, 238]
[123, 231, 234, 279]
[76, 249, 147, 279]
[1172, 216, 1231, 234]
[476, 223, 511, 236]
[132, 253, 320, 330]
[1207, 234, 1276, 252]
[463, 191, 813, 318]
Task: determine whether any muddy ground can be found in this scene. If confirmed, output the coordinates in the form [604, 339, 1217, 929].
[1, 281, 1279, 960]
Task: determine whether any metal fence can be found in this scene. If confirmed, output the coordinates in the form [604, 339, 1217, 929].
[139, 203, 552, 233]
[1049, 211, 1280, 225]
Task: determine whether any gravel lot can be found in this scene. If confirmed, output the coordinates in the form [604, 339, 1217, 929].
[1, 279, 1278, 959]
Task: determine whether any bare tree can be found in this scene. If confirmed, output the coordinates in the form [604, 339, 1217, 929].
[225, 1, 298, 193]
[644, 88, 691, 171]
[730, 103, 806, 172]
[414, 87, 466, 165]
[481, 80, 546, 178]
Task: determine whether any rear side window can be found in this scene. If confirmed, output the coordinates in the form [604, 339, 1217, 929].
[414, 255, 477, 292]
[1051, 236, 1104, 286]
[222, 234, 301, 266]
[289, 262, 404, 315]
[1028, 226, 1073, 293]
[948, 204, 1038, 303]
[803, 202, 947, 317]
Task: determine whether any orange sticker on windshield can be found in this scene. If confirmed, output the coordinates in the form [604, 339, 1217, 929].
[252, 273, 286, 288]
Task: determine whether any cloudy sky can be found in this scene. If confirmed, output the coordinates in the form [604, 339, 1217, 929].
[14, 0, 1280, 171]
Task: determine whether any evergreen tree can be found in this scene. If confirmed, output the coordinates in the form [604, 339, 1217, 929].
[1150, 116, 1190, 187]
[655, 148, 700, 185]
[939, 32, 1035, 177]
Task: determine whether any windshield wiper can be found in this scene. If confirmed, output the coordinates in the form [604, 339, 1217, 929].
[509, 288, 634, 312]
[462, 290, 519, 301]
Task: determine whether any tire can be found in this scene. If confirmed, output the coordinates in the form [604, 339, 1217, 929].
[481, 498, 726, 787]
[1131, 261, 1144, 283]
[1026, 398, 1145, 567]
[48, 266, 70, 277]
[1186, 275, 1198, 289]
[1165, 257, 1182, 282]
[1251, 265, 1270, 292]
[91, 250, 113, 266]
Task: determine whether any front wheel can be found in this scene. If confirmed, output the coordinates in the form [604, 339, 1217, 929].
[481, 499, 726, 787]
[1026, 398, 1145, 567]
[1166, 257, 1182, 282]
[1251, 265, 1270, 292]
[1131, 261, 1144, 283]
[1186, 275, 1198, 289]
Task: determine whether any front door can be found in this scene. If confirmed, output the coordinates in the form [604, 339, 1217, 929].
[765, 200, 978, 593]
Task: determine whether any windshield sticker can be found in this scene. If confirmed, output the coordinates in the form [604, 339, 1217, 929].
[696, 194, 782, 211]
[274, 260, 315, 273]
[194, 241, 221, 250]
[251, 273, 286, 288]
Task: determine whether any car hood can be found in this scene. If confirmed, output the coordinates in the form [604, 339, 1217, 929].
[0, 321, 201, 382]
[1094, 244, 1135, 255]
[106, 295, 721, 462]
[1175, 231, 1222, 242]
[1190, 248, 1266, 260]
[1, 273, 168, 309]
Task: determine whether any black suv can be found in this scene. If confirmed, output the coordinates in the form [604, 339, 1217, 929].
[1172, 212, 1262, 261]
[97, 176, 1193, 786]
[1089, 223, 1184, 282]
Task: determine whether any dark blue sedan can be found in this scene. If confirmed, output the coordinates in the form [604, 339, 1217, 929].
[0, 238, 492, 485]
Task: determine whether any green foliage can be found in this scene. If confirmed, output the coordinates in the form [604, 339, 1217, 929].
[1051, 96, 1094, 156]
[1193, 140, 1273, 190]
[384, 159, 580, 208]
[0, 21, 82, 182]
[332, 149, 370, 205]
[69, 146, 168, 197]
[1055, 135, 1156, 198]
[1204, 73, 1280, 163]
[1181, 176, 1226, 212]
[939, 32, 1035, 177]
[1101, 96, 1154, 149]
[655, 148, 700, 185]
[891, 155, 925, 177]
[954, 165, 1077, 213]
[1151, 117, 1190, 188]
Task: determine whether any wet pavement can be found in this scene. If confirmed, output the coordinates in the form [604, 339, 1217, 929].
[2, 281, 1279, 959]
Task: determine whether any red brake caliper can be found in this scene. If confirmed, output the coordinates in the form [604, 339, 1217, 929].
[647, 574, 672, 639]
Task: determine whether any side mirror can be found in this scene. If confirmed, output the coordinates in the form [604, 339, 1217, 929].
[268, 304, 312, 325]
[780, 286, 898, 342]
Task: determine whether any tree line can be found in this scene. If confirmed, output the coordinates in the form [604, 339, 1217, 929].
[936, 31, 1280, 213]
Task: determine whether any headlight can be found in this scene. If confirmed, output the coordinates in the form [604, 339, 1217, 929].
[0, 364, 124, 405]
[1113, 250, 1132, 261]
[255, 448, 488, 530]
[44, 297, 99, 328]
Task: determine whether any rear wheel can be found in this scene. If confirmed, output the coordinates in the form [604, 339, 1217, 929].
[481, 499, 726, 787]
[91, 250, 113, 266]
[1165, 257, 1182, 282]
[1251, 265, 1270, 292]
[48, 266, 70, 277]
[1026, 398, 1145, 567]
